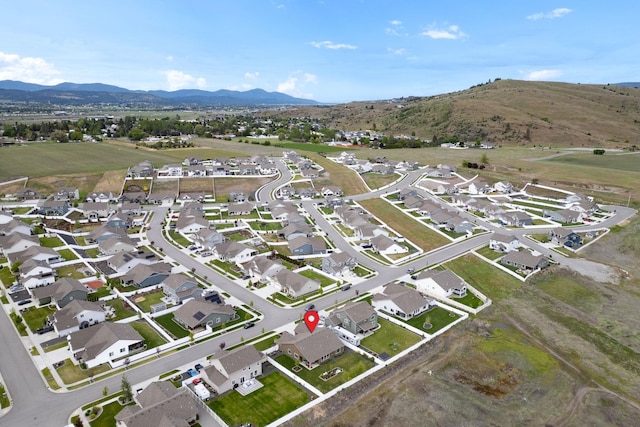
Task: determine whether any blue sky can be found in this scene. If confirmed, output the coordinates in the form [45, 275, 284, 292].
[1, 1, 638, 103]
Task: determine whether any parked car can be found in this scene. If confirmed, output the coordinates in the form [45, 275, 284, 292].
[194, 363, 204, 372]
[305, 304, 315, 311]
[243, 322, 255, 329]
[17, 299, 31, 306]
[341, 284, 351, 291]
[187, 368, 198, 377]
[36, 325, 54, 334]
[192, 378, 202, 385]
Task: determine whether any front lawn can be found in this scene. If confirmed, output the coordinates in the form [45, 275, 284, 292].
[129, 319, 167, 348]
[0, 382, 10, 408]
[475, 245, 503, 260]
[56, 264, 86, 279]
[21, 305, 56, 332]
[208, 371, 310, 426]
[275, 350, 375, 393]
[360, 318, 421, 357]
[90, 399, 135, 427]
[154, 313, 190, 339]
[56, 359, 110, 384]
[168, 230, 191, 247]
[0, 267, 15, 286]
[444, 253, 524, 301]
[405, 306, 460, 333]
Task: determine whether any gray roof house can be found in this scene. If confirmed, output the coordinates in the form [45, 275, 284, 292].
[68, 322, 144, 368]
[202, 345, 266, 394]
[8, 245, 62, 266]
[543, 208, 583, 224]
[82, 202, 111, 220]
[241, 256, 285, 282]
[0, 219, 33, 236]
[115, 381, 199, 427]
[31, 277, 88, 308]
[0, 232, 39, 255]
[51, 299, 106, 337]
[289, 236, 327, 256]
[108, 249, 160, 273]
[38, 199, 69, 216]
[321, 252, 356, 277]
[276, 327, 344, 370]
[193, 228, 225, 249]
[501, 250, 549, 272]
[548, 227, 582, 248]
[415, 270, 468, 299]
[278, 223, 312, 240]
[212, 241, 257, 264]
[325, 301, 378, 335]
[273, 269, 319, 299]
[489, 233, 520, 253]
[98, 235, 137, 255]
[227, 201, 254, 216]
[372, 283, 433, 319]
[162, 274, 202, 304]
[121, 262, 172, 288]
[173, 295, 236, 330]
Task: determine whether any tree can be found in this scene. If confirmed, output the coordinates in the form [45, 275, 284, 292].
[480, 153, 489, 164]
[102, 386, 109, 397]
[51, 130, 69, 143]
[121, 375, 133, 403]
[128, 127, 145, 141]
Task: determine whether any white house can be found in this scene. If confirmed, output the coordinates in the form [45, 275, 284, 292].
[415, 270, 468, 299]
[212, 241, 257, 265]
[52, 300, 106, 337]
[370, 235, 407, 255]
[202, 345, 265, 394]
[489, 233, 520, 252]
[372, 283, 434, 319]
[68, 322, 144, 368]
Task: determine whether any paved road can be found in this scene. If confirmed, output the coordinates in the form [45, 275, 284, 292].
[0, 162, 636, 427]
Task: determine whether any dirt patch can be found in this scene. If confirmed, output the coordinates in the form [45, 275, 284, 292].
[93, 170, 126, 193]
[213, 177, 273, 198]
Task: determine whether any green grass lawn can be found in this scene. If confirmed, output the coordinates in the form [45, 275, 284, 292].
[86, 248, 101, 258]
[208, 371, 310, 427]
[405, 306, 461, 333]
[0, 382, 10, 409]
[21, 305, 56, 332]
[361, 172, 399, 190]
[90, 399, 135, 427]
[360, 318, 421, 357]
[57, 248, 79, 261]
[56, 358, 110, 384]
[209, 259, 242, 278]
[168, 230, 191, 247]
[452, 292, 484, 309]
[298, 269, 334, 287]
[475, 245, 504, 260]
[359, 199, 450, 252]
[0, 267, 15, 286]
[129, 319, 167, 348]
[154, 313, 190, 339]
[132, 290, 165, 312]
[39, 236, 63, 248]
[56, 264, 86, 279]
[252, 334, 279, 351]
[444, 253, 524, 301]
[275, 350, 375, 393]
[105, 299, 136, 321]
[248, 221, 282, 231]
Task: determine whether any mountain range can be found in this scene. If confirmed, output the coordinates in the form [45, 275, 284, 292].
[0, 80, 320, 107]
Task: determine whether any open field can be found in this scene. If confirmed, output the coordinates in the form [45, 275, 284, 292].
[304, 152, 369, 196]
[359, 198, 450, 252]
[213, 176, 272, 198]
[546, 151, 640, 173]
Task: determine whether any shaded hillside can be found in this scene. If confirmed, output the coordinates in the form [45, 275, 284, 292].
[266, 80, 640, 148]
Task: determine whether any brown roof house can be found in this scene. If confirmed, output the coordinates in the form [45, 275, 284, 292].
[173, 294, 236, 330]
[115, 381, 200, 427]
[201, 345, 265, 394]
[276, 325, 345, 370]
[31, 277, 88, 308]
[68, 322, 144, 368]
[372, 283, 434, 319]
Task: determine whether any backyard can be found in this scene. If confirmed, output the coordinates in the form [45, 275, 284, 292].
[445, 254, 524, 301]
[128, 319, 168, 348]
[154, 313, 190, 339]
[131, 290, 165, 312]
[405, 306, 461, 333]
[105, 299, 136, 321]
[21, 305, 55, 332]
[207, 371, 310, 426]
[360, 318, 422, 358]
[275, 349, 375, 393]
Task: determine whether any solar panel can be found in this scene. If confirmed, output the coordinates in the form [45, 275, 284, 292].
[193, 311, 205, 320]
[205, 293, 222, 304]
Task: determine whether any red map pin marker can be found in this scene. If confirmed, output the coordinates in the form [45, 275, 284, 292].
[304, 310, 320, 333]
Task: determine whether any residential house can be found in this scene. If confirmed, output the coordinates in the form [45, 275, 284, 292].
[53, 187, 80, 201]
[8, 245, 62, 266]
[372, 283, 433, 319]
[501, 251, 549, 272]
[185, 164, 207, 177]
[354, 223, 387, 240]
[417, 200, 445, 218]
[115, 381, 199, 427]
[119, 191, 146, 203]
[202, 345, 265, 394]
[445, 215, 474, 234]
[325, 301, 378, 335]
[370, 164, 395, 175]
[499, 211, 533, 226]
[212, 241, 257, 264]
[104, 212, 131, 230]
[98, 236, 138, 256]
[15, 187, 40, 201]
[402, 195, 425, 210]
[415, 270, 468, 299]
[241, 256, 285, 283]
[0, 232, 39, 255]
[489, 233, 520, 252]
[227, 202, 254, 216]
[321, 252, 356, 277]
[38, 199, 69, 216]
[321, 186, 343, 197]
[272, 269, 319, 299]
[87, 225, 127, 244]
[18, 259, 56, 289]
[127, 160, 155, 178]
[397, 188, 418, 200]
[121, 262, 172, 288]
[276, 326, 344, 369]
[173, 295, 236, 330]
[156, 163, 183, 177]
[68, 322, 144, 368]
[493, 181, 514, 194]
[51, 300, 106, 337]
[289, 236, 327, 256]
[85, 191, 116, 203]
[468, 180, 491, 195]
[183, 157, 202, 166]
[108, 250, 160, 274]
[295, 186, 318, 199]
[177, 192, 206, 203]
[0, 219, 32, 236]
[193, 228, 225, 250]
[82, 202, 110, 220]
[543, 208, 583, 224]
[175, 211, 209, 234]
[548, 227, 582, 248]
[370, 235, 407, 255]
[162, 274, 202, 304]
[299, 168, 320, 179]
[147, 191, 175, 205]
[228, 191, 248, 202]
[0, 210, 12, 224]
[278, 223, 312, 240]
[31, 277, 88, 308]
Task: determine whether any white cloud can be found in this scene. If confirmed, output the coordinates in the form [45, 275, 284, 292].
[310, 41, 357, 50]
[244, 71, 259, 79]
[527, 8, 573, 20]
[166, 55, 174, 62]
[421, 24, 467, 40]
[387, 47, 406, 55]
[390, 20, 402, 26]
[386, 19, 407, 36]
[0, 51, 63, 84]
[520, 69, 563, 80]
[163, 70, 207, 91]
[277, 71, 318, 99]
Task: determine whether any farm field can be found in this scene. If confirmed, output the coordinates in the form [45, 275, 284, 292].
[545, 151, 640, 173]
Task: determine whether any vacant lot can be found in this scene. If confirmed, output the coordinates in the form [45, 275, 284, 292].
[359, 198, 449, 252]
[546, 151, 640, 173]
[304, 153, 369, 196]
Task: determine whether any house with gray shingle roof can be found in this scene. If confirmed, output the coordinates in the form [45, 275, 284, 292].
[202, 345, 265, 394]
[325, 301, 378, 335]
[489, 233, 520, 253]
[212, 241, 257, 264]
[51, 299, 106, 337]
[272, 269, 319, 299]
[0, 232, 39, 255]
[500, 250, 549, 272]
[372, 283, 433, 319]
[370, 234, 407, 255]
[31, 277, 88, 308]
[162, 274, 202, 304]
[121, 262, 172, 288]
[276, 327, 345, 370]
[68, 322, 144, 368]
[321, 252, 356, 277]
[289, 236, 327, 256]
[415, 270, 468, 299]
[173, 295, 236, 330]
[241, 256, 285, 283]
